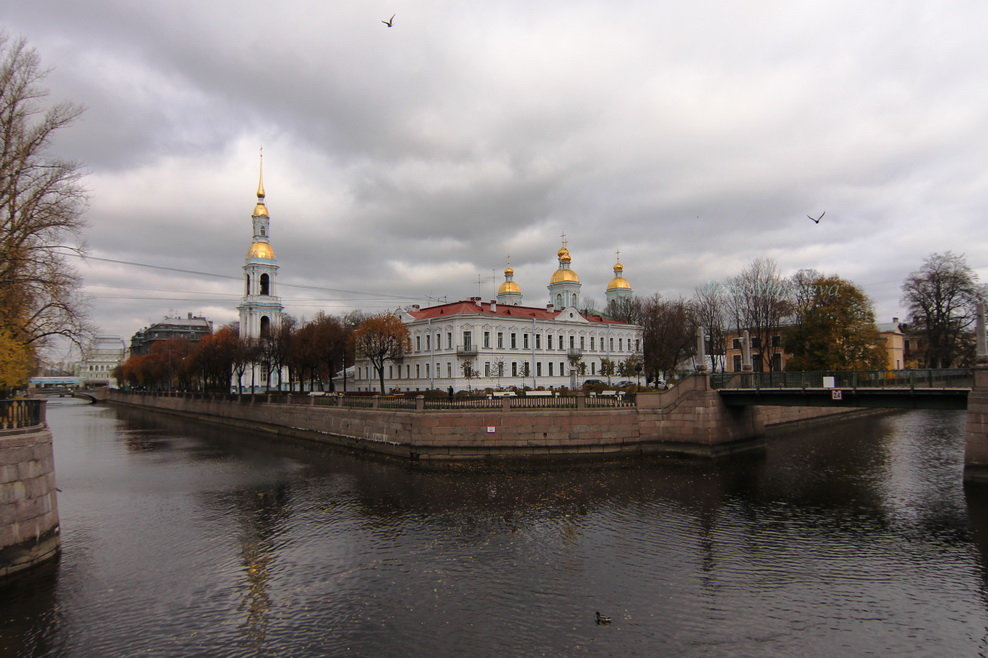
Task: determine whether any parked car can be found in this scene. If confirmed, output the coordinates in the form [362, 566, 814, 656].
[583, 379, 606, 386]
[615, 380, 635, 388]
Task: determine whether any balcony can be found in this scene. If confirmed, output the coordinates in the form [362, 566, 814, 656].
[567, 348, 583, 359]
[457, 344, 478, 357]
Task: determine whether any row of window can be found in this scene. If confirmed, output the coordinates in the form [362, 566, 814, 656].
[412, 331, 639, 353]
[360, 357, 635, 382]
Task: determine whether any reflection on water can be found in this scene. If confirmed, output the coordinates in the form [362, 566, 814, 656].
[2, 400, 988, 655]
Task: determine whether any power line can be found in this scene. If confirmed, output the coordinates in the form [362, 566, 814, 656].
[65, 251, 436, 303]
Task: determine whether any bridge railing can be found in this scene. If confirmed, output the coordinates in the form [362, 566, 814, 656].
[710, 369, 973, 390]
[0, 399, 46, 430]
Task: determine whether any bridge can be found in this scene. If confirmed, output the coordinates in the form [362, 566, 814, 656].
[710, 369, 972, 410]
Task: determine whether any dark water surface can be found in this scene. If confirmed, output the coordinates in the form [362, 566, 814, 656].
[4, 400, 988, 656]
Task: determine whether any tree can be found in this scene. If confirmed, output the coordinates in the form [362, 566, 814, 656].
[901, 252, 982, 368]
[599, 358, 616, 384]
[0, 327, 31, 396]
[607, 296, 644, 325]
[353, 314, 410, 394]
[692, 282, 728, 372]
[724, 258, 792, 371]
[785, 275, 885, 371]
[0, 34, 89, 362]
[640, 294, 696, 382]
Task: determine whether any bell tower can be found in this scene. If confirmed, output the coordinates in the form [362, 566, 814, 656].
[237, 150, 284, 342]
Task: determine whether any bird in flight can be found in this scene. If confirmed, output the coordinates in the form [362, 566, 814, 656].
[807, 211, 825, 224]
[382, 14, 395, 27]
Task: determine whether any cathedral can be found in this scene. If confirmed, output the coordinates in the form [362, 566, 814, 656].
[351, 242, 642, 392]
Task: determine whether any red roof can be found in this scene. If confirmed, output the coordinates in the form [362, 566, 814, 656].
[407, 300, 626, 324]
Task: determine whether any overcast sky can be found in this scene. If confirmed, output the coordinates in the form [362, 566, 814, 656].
[5, 0, 988, 351]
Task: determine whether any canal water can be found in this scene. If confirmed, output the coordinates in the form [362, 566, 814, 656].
[3, 400, 988, 656]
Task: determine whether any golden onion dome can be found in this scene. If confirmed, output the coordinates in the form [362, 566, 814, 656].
[607, 276, 632, 290]
[557, 246, 571, 262]
[253, 201, 269, 217]
[614, 261, 624, 273]
[247, 241, 275, 259]
[504, 266, 515, 277]
[498, 281, 521, 294]
[550, 268, 580, 284]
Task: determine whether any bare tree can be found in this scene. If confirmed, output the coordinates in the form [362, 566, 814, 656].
[640, 294, 696, 382]
[0, 34, 89, 358]
[902, 252, 981, 368]
[724, 258, 792, 372]
[692, 282, 728, 372]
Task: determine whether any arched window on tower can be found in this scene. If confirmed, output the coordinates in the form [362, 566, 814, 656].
[260, 273, 270, 296]
[260, 316, 271, 338]
[245, 274, 250, 296]
[556, 293, 562, 308]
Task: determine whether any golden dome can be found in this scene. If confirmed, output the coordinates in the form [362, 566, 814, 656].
[607, 276, 632, 290]
[557, 246, 571, 262]
[614, 262, 624, 273]
[504, 266, 515, 276]
[498, 281, 521, 294]
[550, 268, 580, 284]
[247, 241, 275, 259]
[253, 201, 268, 217]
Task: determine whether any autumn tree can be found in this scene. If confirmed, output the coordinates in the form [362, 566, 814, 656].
[0, 34, 89, 363]
[0, 327, 31, 396]
[186, 326, 238, 392]
[902, 252, 982, 368]
[785, 275, 885, 371]
[692, 282, 728, 372]
[292, 313, 349, 392]
[353, 313, 410, 394]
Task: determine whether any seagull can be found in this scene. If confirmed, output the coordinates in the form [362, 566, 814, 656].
[382, 14, 395, 27]
[595, 611, 612, 625]
[807, 211, 825, 224]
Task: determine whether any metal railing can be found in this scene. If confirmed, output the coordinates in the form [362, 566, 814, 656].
[710, 369, 973, 391]
[0, 399, 45, 430]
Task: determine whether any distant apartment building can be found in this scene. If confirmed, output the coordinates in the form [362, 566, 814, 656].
[129, 313, 213, 356]
[723, 328, 791, 372]
[877, 318, 905, 370]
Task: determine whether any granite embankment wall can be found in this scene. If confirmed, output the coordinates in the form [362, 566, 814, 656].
[107, 377, 872, 462]
[1, 402, 60, 579]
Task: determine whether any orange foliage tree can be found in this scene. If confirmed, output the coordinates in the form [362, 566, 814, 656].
[353, 314, 410, 394]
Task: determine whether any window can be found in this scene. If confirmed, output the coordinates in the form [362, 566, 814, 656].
[484, 331, 490, 348]
[771, 335, 781, 348]
[485, 362, 491, 377]
[497, 332, 504, 348]
[591, 362, 596, 375]
[547, 335, 553, 350]
[580, 336, 585, 350]
[610, 337, 614, 351]
[560, 362, 565, 376]
[752, 337, 762, 349]
[447, 332, 453, 349]
[416, 336, 421, 351]
[406, 365, 410, 378]
[435, 333, 440, 350]
[535, 334, 541, 349]
[619, 338, 623, 351]
[549, 362, 554, 376]
[260, 273, 270, 295]
[590, 336, 595, 351]
[389, 365, 393, 379]
[416, 364, 421, 378]
[636, 339, 640, 351]
[426, 363, 430, 378]
[426, 335, 431, 350]
[536, 362, 542, 376]
[523, 334, 529, 349]
[511, 333, 517, 349]
[511, 362, 517, 376]
[245, 275, 250, 295]
[732, 338, 742, 349]
[733, 355, 742, 371]
[463, 331, 472, 348]
[447, 363, 452, 378]
[260, 316, 271, 338]
[569, 336, 575, 349]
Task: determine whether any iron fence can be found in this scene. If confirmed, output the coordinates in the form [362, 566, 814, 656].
[0, 399, 45, 430]
[710, 369, 973, 390]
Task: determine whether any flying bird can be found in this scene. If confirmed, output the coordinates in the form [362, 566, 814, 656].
[807, 211, 825, 224]
[382, 14, 395, 27]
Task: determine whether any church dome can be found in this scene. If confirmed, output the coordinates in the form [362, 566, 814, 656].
[498, 280, 521, 294]
[550, 268, 580, 284]
[607, 276, 632, 290]
[247, 241, 275, 259]
[557, 246, 571, 262]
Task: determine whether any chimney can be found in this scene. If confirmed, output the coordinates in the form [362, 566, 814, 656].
[491, 300, 497, 312]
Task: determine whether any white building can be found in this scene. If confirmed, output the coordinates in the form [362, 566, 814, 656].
[352, 244, 642, 392]
[76, 336, 126, 387]
[235, 155, 287, 391]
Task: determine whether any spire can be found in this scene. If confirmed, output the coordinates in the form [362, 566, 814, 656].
[256, 146, 265, 199]
[253, 147, 269, 217]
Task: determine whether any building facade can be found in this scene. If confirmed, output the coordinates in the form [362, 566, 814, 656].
[75, 336, 126, 387]
[130, 314, 213, 356]
[352, 244, 642, 392]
